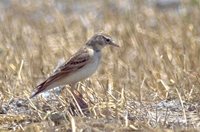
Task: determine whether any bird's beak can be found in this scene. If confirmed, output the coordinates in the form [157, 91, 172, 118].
[110, 41, 120, 47]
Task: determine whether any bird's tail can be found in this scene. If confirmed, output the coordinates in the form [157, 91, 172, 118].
[30, 81, 48, 98]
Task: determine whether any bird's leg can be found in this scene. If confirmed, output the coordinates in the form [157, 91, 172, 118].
[70, 83, 83, 98]
[69, 84, 89, 115]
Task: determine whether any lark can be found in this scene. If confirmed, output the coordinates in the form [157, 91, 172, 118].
[30, 33, 119, 98]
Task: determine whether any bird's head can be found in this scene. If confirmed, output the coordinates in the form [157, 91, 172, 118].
[86, 33, 119, 51]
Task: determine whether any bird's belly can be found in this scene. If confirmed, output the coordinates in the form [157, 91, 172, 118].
[53, 59, 100, 87]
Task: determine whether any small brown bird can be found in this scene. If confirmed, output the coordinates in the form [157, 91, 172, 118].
[31, 33, 119, 98]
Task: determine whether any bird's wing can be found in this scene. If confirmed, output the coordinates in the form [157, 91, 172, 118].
[30, 48, 91, 98]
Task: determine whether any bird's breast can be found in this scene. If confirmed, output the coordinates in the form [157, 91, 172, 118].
[65, 51, 101, 84]
[78, 51, 101, 78]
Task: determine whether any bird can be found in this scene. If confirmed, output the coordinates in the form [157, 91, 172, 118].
[30, 33, 119, 98]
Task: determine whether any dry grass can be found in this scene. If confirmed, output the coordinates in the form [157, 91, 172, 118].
[1, 0, 200, 131]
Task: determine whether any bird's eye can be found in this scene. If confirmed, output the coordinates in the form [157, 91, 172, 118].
[105, 38, 111, 42]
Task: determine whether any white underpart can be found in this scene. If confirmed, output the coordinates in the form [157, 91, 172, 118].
[45, 48, 101, 90]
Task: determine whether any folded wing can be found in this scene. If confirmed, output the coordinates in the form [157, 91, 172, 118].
[30, 48, 90, 98]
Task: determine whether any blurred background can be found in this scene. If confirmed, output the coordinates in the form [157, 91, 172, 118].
[0, 0, 200, 131]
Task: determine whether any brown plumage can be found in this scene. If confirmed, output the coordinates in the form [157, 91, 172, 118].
[30, 33, 119, 98]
